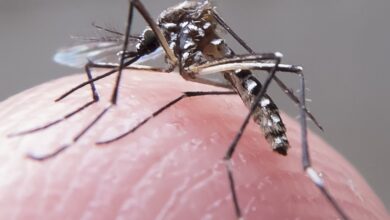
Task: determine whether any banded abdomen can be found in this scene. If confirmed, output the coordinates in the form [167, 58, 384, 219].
[224, 70, 290, 155]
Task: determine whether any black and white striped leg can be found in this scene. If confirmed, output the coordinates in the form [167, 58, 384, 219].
[297, 72, 349, 220]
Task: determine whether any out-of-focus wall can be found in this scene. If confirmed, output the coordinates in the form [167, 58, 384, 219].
[1, 0, 389, 210]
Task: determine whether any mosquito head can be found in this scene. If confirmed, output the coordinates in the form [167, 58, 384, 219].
[136, 28, 160, 55]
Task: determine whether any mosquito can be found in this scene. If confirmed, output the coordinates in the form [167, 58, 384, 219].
[9, 0, 349, 219]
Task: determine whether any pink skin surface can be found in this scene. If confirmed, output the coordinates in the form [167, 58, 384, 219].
[0, 71, 388, 220]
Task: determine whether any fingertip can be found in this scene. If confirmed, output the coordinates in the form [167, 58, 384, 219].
[0, 71, 388, 220]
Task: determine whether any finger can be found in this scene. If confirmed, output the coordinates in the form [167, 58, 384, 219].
[0, 70, 388, 220]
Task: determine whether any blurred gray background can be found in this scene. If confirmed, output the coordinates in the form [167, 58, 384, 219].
[0, 0, 389, 210]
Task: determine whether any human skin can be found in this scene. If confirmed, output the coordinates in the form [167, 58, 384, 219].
[0, 70, 388, 220]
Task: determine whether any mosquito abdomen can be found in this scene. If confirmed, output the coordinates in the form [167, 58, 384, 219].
[225, 70, 290, 155]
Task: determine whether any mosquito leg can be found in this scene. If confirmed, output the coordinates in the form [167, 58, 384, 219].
[111, 0, 178, 105]
[84, 53, 168, 102]
[211, 11, 254, 54]
[130, 0, 177, 64]
[55, 56, 164, 102]
[23, 61, 171, 159]
[27, 105, 113, 161]
[272, 75, 323, 130]
[12, 61, 104, 137]
[296, 71, 349, 220]
[91, 22, 124, 36]
[111, 0, 137, 105]
[87, 61, 168, 73]
[85, 61, 100, 101]
[8, 100, 96, 137]
[96, 91, 236, 145]
[55, 63, 121, 102]
[8, 62, 118, 138]
[267, 74, 323, 128]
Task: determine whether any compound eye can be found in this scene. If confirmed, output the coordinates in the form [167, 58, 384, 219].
[138, 28, 159, 53]
[143, 29, 157, 45]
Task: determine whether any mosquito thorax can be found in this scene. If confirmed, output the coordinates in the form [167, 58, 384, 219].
[158, 1, 231, 68]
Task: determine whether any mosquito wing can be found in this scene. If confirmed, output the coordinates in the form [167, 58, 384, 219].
[53, 35, 136, 68]
[54, 37, 166, 69]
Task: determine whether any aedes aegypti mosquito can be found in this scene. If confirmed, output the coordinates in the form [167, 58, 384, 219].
[9, 0, 350, 219]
